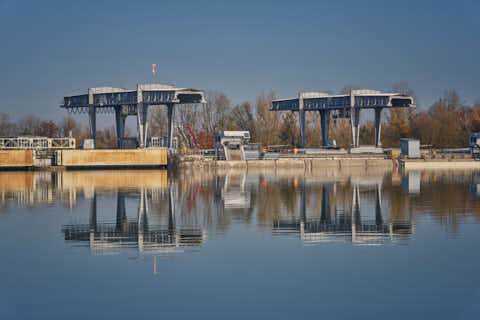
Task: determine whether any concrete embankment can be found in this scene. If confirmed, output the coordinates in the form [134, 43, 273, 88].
[177, 156, 394, 172]
[57, 149, 167, 168]
[0, 149, 167, 170]
[401, 159, 480, 170]
[0, 150, 33, 169]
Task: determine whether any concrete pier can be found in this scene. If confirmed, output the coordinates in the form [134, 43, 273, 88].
[0, 150, 33, 169]
[57, 149, 167, 168]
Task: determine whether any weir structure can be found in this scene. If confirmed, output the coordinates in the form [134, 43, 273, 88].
[61, 84, 206, 149]
[271, 90, 415, 148]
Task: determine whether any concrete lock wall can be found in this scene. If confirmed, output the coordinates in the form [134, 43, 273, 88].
[210, 158, 394, 171]
[58, 149, 167, 167]
[401, 159, 480, 170]
[0, 150, 34, 168]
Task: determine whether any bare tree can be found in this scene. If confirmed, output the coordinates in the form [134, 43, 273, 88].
[16, 115, 42, 136]
[255, 91, 281, 146]
[148, 107, 168, 137]
[202, 91, 231, 133]
[229, 102, 256, 140]
[339, 85, 360, 95]
[59, 116, 82, 137]
[0, 113, 16, 136]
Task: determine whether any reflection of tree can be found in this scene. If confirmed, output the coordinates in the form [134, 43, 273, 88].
[389, 185, 411, 222]
[410, 172, 480, 230]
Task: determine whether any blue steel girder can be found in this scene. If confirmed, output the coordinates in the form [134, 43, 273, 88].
[61, 85, 206, 109]
[271, 94, 414, 112]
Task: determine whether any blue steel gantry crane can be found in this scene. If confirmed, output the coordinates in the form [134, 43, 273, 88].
[271, 89, 415, 148]
[61, 84, 205, 149]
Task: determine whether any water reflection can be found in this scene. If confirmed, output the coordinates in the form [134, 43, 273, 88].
[273, 180, 413, 245]
[63, 189, 206, 254]
[1, 168, 480, 252]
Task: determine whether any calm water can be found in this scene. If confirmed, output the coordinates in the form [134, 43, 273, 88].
[1, 168, 480, 319]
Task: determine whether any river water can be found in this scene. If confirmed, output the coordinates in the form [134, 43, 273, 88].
[0, 168, 479, 319]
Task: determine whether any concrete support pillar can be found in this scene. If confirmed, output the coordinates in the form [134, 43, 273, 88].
[88, 88, 96, 148]
[115, 106, 127, 149]
[374, 108, 383, 147]
[137, 103, 149, 148]
[167, 103, 175, 149]
[88, 106, 96, 148]
[319, 110, 331, 147]
[350, 107, 360, 148]
[299, 93, 306, 148]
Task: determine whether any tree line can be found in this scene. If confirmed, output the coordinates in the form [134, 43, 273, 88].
[1, 85, 479, 149]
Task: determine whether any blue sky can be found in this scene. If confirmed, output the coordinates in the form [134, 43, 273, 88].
[0, 0, 479, 122]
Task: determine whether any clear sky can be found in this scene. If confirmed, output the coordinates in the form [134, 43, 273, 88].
[0, 0, 479, 122]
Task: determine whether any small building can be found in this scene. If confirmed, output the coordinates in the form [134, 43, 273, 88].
[400, 138, 420, 159]
[214, 131, 251, 160]
[469, 133, 480, 159]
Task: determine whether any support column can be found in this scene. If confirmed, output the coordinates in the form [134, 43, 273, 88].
[88, 106, 96, 148]
[350, 107, 360, 148]
[88, 88, 96, 149]
[137, 103, 149, 148]
[299, 93, 306, 148]
[115, 106, 126, 149]
[320, 110, 331, 147]
[167, 103, 175, 149]
[374, 108, 383, 147]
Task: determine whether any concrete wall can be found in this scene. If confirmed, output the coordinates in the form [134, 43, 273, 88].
[0, 150, 33, 168]
[402, 159, 480, 170]
[60, 170, 167, 190]
[58, 149, 167, 167]
[185, 158, 394, 172]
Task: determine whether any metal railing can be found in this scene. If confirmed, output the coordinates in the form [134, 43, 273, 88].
[0, 137, 75, 150]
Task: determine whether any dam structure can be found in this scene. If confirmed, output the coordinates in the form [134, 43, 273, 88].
[271, 89, 415, 148]
[61, 83, 206, 149]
